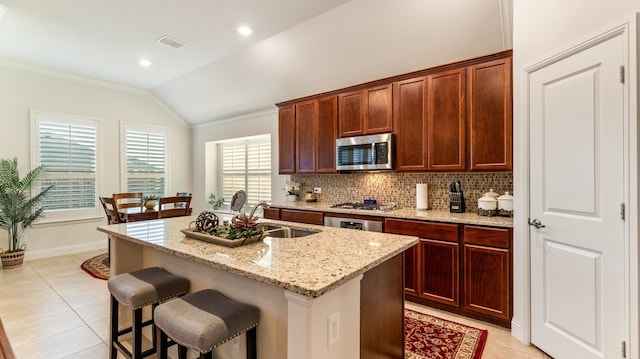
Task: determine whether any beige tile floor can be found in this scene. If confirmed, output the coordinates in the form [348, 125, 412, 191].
[0, 250, 551, 358]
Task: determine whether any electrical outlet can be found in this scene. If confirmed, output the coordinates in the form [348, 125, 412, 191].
[328, 311, 340, 347]
[314, 187, 322, 194]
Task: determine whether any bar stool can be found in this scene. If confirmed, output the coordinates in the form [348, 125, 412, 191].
[154, 289, 260, 359]
[107, 267, 190, 359]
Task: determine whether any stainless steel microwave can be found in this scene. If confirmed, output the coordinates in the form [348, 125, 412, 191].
[336, 133, 394, 171]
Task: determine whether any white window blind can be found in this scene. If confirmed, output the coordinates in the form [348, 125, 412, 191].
[221, 136, 271, 205]
[124, 127, 167, 197]
[32, 110, 100, 220]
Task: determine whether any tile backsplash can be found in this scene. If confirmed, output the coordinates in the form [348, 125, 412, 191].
[289, 172, 513, 212]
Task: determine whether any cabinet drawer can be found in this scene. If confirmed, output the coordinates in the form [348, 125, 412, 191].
[385, 219, 459, 242]
[280, 209, 324, 225]
[263, 208, 280, 220]
[464, 226, 510, 249]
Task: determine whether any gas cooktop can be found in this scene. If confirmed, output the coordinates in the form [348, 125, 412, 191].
[330, 202, 397, 212]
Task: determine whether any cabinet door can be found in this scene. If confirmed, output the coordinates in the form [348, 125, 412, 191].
[463, 244, 510, 320]
[393, 77, 428, 171]
[338, 90, 364, 137]
[316, 96, 337, 173]
[295, 101, 316, 173]
[278, 105, 296, 174]
[403, 243, 419, 296]
[467, 57, 512, 170]
[427, 68, 466, 171]
[418, 238, 459, 306]
[463, 226, 511, 321]
[364, 84, 393, 134]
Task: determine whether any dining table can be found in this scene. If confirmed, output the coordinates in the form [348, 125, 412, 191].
[119, 206, 159, 222]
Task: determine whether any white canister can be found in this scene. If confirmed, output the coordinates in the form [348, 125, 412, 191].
[486, 189, 500, 200]
[478, 193, 498, 210]
[498, 192, 514, 211]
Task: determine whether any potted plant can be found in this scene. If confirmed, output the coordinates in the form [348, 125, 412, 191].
[208, 193, 224, 210]
[143, 195, 159, 210]
[283, 181, 301, 202]
[0, 158, 53, 269]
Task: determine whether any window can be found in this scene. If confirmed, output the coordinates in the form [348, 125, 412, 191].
[31, 110, 100, 221]
[219, 135, 271, 205]
[121, 123, 168, 197]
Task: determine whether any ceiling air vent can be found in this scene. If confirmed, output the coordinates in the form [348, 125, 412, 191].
[156, 35, 186, 49]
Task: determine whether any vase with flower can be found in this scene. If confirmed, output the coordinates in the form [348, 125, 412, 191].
[283, 181, 301, 202]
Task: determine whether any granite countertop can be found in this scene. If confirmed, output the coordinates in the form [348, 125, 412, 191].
[98, 215, 418, 298]
[269, 201, 514, 228]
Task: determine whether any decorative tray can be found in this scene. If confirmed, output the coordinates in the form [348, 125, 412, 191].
[180, 228, 264, 248]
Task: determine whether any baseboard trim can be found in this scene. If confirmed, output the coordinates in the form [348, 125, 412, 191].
[24, 241, 106, 261]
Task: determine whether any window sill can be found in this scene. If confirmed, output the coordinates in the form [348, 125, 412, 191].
[33, 216, 105, 228]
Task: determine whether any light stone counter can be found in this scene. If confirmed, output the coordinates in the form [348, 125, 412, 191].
[270, 201, 514, 228]
[97, 215, 418, 298]
[98, 215, 417, 358]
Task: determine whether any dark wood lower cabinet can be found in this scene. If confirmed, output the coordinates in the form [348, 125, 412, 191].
[279, 209, 324, 225]
[419, 239, 459, 306]
[463, 244, 510, 320]
[360, 253, 404, 359]
[403, 244, 418, 296]
[463, 225, 512, 323]
[385, 218, 513, 328]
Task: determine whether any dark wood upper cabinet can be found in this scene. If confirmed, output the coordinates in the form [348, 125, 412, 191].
[394, 77, 428, 171]
[338, 90, 364, 137]
[295, 100, 316, 173]
[278, 51, 512, 174]
[467, 57, 513, 171]
[427, 68, 466, 171]
[292, 96, 338, 174]
[315, 96, 338, 173]
[278, 105, 295, 174]
[364, 84, 393, 134]
[338, 85, 392, 137]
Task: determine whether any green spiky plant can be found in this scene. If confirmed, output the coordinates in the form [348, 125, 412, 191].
[0, 158, 53, 253]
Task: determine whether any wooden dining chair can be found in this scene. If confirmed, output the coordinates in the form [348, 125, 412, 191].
[99, 196, 120, 224]
[158, 196, 192, 219]
[175, 192, 193, 214]
[113, 192, 143, 210]
[112, 192, 143, 222]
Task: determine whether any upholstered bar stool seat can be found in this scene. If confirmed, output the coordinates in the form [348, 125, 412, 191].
[108, 267, 189, 359]
[154, 289, 260, 359]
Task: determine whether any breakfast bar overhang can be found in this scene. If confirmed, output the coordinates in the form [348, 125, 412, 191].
[98, 215, 418, 359]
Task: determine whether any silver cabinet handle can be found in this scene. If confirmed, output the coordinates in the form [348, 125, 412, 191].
[528, 218, 546, 229]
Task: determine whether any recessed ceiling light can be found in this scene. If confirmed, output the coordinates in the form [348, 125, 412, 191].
[0, 4, 6, 21]
[237, 25, 252, 37]
[139, 59, 152, 67]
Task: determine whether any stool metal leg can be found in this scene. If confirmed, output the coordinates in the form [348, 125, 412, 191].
[132, 307, 143, 358]
[109, 295, 119, 359]
[156, 326, 168, 359]
[246, 327, 257, 359]
[178, 345, 188, 359]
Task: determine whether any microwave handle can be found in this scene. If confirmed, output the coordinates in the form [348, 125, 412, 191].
[371, 143, 376, 164]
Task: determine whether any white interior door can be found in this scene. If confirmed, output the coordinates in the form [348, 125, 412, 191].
[528, 31, 626, 359]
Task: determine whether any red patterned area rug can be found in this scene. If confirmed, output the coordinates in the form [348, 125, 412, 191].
[80, 252, 110, 280]
[405, 309, 488, 359]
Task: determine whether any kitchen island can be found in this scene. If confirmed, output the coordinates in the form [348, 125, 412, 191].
[98, 215, 418, 359]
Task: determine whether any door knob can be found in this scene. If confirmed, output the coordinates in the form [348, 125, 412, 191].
[528, 218, 546, 229]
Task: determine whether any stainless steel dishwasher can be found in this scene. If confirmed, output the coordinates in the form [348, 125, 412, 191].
[324, 216, 383, 232]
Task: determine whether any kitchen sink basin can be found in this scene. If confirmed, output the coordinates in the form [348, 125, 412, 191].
[258, 223, 320, 238]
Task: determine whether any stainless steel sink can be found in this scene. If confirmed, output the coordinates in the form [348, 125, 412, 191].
[258, 223, 320, 238]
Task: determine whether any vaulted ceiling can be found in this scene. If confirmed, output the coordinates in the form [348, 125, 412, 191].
[0, 0, 512, 125]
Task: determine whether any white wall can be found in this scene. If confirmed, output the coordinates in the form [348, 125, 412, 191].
[191, 109, 288, 214]
[0, 64, 193, 259]
[512, 0, 638, 344]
